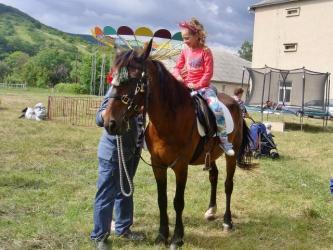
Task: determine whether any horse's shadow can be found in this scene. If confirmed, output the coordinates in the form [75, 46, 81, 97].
[109, 211, 323, 249]
[176, 213, 321, 248]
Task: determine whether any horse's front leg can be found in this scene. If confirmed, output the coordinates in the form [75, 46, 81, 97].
[204, 161, 218, 220]
[170, 165, 188, 248]
[153, 166, 169, 245]
[223, 155, 236, 231]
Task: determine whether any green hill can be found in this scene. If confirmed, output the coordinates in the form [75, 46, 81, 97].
[0, 3, 114, 92]
[0, 3, 94, 59]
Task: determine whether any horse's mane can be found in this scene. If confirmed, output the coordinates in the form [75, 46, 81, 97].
[150, 60, 191, 112]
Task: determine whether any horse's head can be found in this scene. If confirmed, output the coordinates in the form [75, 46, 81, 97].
[103, 40, 153, 135]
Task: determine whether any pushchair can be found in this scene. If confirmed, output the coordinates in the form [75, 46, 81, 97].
[249, 121, 279, 159]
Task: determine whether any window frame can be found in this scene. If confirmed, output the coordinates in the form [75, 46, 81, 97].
[286, 7, 300, 17]
[284, 43, 298, 52]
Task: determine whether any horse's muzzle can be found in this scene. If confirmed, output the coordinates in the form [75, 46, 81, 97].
[105, 120, 117, 135]
[105, 119, 126, 135]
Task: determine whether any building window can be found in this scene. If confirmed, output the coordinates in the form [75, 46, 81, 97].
[284, 43, 297, 52]
[286, 7, 300, 17]
[278, 81, 292, 104]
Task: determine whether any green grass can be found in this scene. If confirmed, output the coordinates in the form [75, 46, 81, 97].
[0, 88, 333, 249]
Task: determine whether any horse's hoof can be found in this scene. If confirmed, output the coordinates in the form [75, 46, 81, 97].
[170, 244, 177, 250]
[154, 233, 168, 245]
[204, 205, 217, 221]
[170, 239, 184, 249]
[223, 222, 233, 232]
[170, 243, 180, 250]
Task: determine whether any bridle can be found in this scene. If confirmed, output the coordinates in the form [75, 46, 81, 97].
[108, 64, 148, 122]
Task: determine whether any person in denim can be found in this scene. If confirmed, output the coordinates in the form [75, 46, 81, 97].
[90, 86, 144, 249]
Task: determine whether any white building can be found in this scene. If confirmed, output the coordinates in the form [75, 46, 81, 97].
[250, 0, 333, 95]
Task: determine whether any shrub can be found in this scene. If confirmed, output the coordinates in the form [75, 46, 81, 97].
[54, 83, 87, 94]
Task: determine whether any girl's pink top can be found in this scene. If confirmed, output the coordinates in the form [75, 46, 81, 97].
[173, 46, 214, 90]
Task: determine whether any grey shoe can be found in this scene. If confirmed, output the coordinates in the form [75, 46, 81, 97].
[119, 229, 145, 241]
[219, 136, 235, 156]
[94, 240, 110, 250]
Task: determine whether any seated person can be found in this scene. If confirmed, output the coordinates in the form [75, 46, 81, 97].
[232, 87, 252, 119]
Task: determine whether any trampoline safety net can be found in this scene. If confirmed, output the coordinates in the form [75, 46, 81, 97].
[245, 66, 330, 112]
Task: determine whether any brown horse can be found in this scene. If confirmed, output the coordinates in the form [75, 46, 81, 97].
[103, 40, 254, 247]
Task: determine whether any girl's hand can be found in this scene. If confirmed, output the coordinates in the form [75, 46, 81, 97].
[176, 76, 183, 82]
[187, 83, 195, 89]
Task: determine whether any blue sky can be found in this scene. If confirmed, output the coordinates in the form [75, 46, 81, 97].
[0, 0, 259, 52]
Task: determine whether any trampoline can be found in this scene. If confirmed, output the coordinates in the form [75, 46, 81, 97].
[242, 66, 331, 129]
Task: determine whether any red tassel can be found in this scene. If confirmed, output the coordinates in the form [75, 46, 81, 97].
[107, 70, 113, 84]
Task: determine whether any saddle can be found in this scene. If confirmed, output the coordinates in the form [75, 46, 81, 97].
[190, 91, 235, 165]
[192, 94, 217, 138]
[190, 93, 217, 164]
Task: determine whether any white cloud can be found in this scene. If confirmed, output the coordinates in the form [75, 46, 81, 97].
[83, 9, 98, 18]
[195, 0, 219, 15]
[226, 6, 233, 14]
[207, 2, 219, 15]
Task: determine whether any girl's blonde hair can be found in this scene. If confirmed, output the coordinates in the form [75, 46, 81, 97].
[188, 17, 207, 47]
[179, 17, 207, 46]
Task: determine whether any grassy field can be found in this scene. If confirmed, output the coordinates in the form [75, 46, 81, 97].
[0, 88, 332, 250]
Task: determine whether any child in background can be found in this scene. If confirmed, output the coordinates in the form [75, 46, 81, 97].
[233, 87, 252, 120]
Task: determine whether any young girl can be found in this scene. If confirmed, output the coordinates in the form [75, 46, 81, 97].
[173, 17, 234, 156]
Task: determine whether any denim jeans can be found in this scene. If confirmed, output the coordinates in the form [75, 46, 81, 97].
[90, 151, 140, 241]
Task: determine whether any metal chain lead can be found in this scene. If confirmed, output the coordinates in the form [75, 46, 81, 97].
[116, 135, 134, 197]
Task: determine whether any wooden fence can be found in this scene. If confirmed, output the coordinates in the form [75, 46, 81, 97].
[47, 96, 103, 127]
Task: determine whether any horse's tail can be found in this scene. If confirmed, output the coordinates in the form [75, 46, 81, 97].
[237, 119, 257, 169]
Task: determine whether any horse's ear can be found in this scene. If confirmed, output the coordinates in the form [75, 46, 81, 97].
[115, 46, 124, 56]
[139, 39, 153, 62]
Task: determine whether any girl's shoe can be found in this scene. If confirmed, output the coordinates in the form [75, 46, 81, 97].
[219, 136, 235, 156]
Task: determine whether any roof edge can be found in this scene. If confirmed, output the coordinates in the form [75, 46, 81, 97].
[249, 0, 303, 11]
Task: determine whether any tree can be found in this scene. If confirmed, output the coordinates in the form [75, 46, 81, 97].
[238, 41, 253, 62]
[22, 48, 73, 87]
[70, 56, 81, 84]
[0, 61, 9, 81]
[4, 51, 30, 70]
[79, 54, 93, 92]
[3, 51, 30, 83]
[50, 64, 69, 86]
[79, 49, 114, 94]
